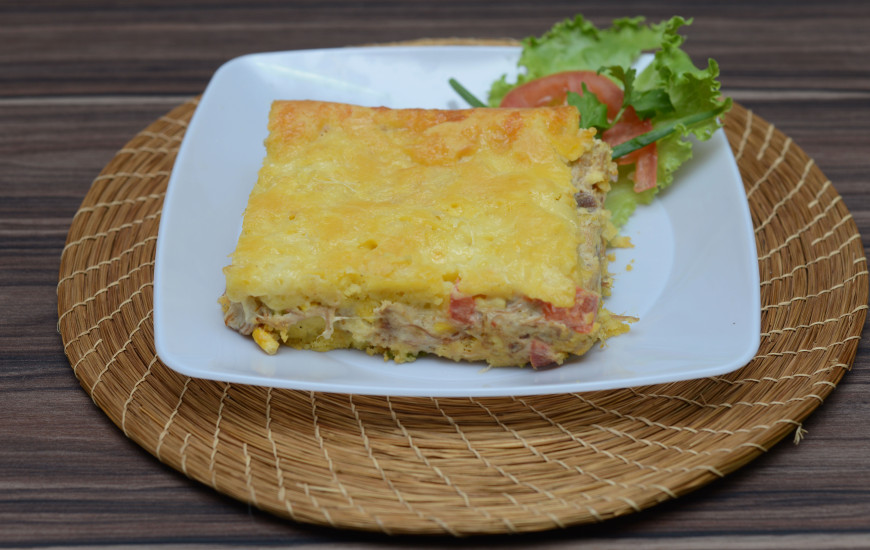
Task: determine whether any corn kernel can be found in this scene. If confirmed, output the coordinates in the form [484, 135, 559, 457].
[252, 326, 279, 354]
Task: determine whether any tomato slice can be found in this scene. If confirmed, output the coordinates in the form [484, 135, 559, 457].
[499, 71, 623, 120]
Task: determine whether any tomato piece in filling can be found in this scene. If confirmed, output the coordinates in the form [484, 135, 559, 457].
[529, 339, 557, 369]
[448, 288, 476, 325]
[541, 288, 599, 334]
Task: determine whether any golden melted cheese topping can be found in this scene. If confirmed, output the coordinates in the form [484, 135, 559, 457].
[224, 100, 599, 311]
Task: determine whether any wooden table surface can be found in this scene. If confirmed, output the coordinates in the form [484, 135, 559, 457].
[2, 1, 869, 548]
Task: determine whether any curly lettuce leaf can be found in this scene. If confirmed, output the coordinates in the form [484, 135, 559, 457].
[488, 15, 689, 106]
[637, 41, 732, 190]
[606, 177, 655, 227]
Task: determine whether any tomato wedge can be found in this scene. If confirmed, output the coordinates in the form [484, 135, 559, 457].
[601, 106, 658, 192]
[499, 71, 623, 120]
[632, 143, 658, 192]
[601, 106, 648, 148]
[501, 72, 658, 192]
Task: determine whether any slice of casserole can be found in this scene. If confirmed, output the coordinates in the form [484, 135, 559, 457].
[220, 100, 626, 368]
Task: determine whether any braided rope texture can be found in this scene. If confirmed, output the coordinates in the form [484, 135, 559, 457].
[57, 98, 867, 535]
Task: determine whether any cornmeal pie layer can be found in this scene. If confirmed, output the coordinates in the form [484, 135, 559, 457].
[220, 100, 625, 368]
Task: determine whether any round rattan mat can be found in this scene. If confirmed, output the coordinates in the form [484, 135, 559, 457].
[58, 91, 867, 534]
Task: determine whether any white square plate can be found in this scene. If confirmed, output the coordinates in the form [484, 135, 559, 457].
[154, 46, 760, 397]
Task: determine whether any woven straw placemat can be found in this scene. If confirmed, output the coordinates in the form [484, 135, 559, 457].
[57, 67, 867, 534]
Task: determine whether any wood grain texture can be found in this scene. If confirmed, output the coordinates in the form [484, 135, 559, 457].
[2, 0, 869, 547]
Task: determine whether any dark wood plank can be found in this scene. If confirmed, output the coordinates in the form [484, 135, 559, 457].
[1, 1, 868, 547]
[1, 2, 869, 96]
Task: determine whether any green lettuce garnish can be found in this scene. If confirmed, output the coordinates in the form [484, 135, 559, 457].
[486, 14, 731, 226]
